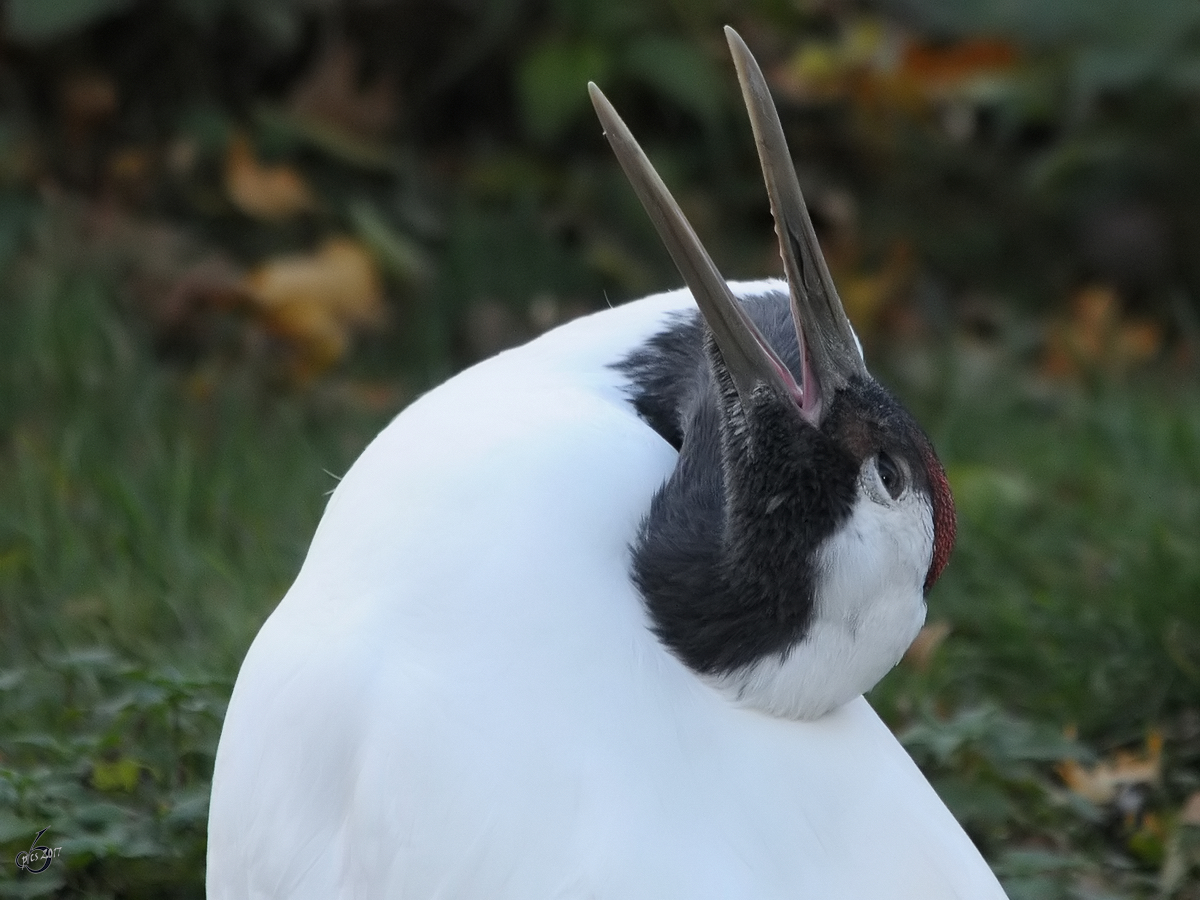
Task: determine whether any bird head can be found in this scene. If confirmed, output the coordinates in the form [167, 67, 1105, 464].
[591, 29, 955, 719]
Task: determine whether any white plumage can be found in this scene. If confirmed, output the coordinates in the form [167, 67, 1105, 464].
[209, 28, 1010, 898]
[207, 282, 1007, 899]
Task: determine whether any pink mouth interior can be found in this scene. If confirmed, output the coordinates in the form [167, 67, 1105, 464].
[754, 326, 821, 425]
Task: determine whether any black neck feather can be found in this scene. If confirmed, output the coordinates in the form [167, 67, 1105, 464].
[615, 293, 859, 675]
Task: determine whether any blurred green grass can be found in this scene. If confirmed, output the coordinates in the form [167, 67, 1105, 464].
[880, 345, 1200, 737]
[2, 0, 1200, 896]
[1, 192, 1198, 899]
[0, 209, 387, 898]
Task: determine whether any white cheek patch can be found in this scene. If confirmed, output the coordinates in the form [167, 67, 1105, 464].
[708, 490, 934, 721]
[818, 487, 933, 635]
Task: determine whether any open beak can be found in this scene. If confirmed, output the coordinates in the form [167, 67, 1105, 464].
[588, 82, 802, 409]
[588, 27, 867, 424]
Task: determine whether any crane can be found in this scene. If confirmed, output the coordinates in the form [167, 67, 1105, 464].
[207, 27, 1007, 900]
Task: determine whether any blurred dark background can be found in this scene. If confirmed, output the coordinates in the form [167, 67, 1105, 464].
[2, 1, 1199, 898]
[3, 0, 1199, 382]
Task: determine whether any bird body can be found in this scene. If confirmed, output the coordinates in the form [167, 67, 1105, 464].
[208, 283, 1004, 899]
[209, 29, 1009, 899]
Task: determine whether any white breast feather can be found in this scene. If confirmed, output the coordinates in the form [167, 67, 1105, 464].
[207, 281, 1007, 899]
[710, 489, 931, 721]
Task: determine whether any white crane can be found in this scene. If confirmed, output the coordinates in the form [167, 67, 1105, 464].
[207, 28, 1008, 900]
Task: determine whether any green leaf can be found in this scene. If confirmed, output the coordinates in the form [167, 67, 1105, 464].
[995, 848, 1085, 876]
[162, 787, 210, 828]
[946, 464, 1034, 526]
[254, 106, 398, 172]
[90, 758, 142, 793]
[622, 36, 726, 127]
[349, 201, 431, 286]
[930, 774, 1015, 828]
[0, 871, 66, 897]
[68, 799, 133, 831]
[5, 0, 135, 42]
[0, 193, 36, 278]
[547, 0, 648, 36]
[891, 0, 1200, 48]
[0, 809, 38, 843]
[44, 646, 123, 673]
[0, 667, 25, 691]
[518, 39, 611, 144]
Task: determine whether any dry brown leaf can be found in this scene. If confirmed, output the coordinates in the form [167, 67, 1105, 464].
[104, 146, 160, 202]
[243, 237, 386, 378]
[1182, 791, 1200, 826]
[106, 147, 154, 183]
[1057, 730, 1163, 804]
[59, 69, 118, 134]
[289, 39, 398, 139]
[1042, 285, 1163, 379]
[899, 38, 1017, 96]
[772, 21, 1017, 114]
[903, 620, 952, 671]
[772, 17, 896, 104]
[330, 380, 406, 414]
[224, 134, 315, 220]
[75, 204, 248, 340]
[837, 241, 914, 331]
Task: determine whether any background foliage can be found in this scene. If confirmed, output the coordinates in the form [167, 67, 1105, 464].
[1, 0, 1199, 897]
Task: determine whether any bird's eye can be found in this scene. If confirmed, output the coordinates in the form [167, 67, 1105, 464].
[877, 451, 904, 500]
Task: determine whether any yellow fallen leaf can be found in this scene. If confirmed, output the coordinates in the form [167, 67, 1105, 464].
[92, 757, 143, 793]
[244, 237, 386, 379]
[247, 237, 385, 327]
[1057, 730, 1163, 804]
[225, 134, 314, 220]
